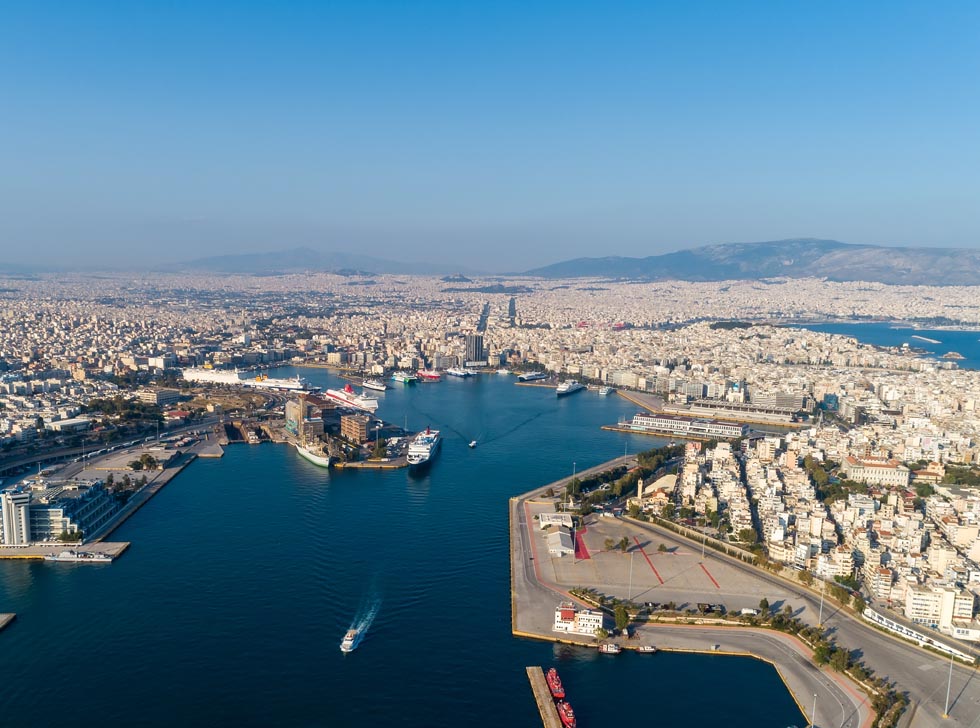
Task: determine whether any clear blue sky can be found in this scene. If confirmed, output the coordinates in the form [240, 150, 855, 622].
[1, 1, 978, 271]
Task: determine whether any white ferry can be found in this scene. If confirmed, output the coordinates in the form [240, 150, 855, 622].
[362, 378, 388, 392]
[445, 367, 472, 377]
[324, 384, 379, 413]
[598, 386, 613, 396]
[407, 427, 442, 469]
[391, 371, 419, 384]
[518, 371, 547, 382]
[556, 381, 586, 397]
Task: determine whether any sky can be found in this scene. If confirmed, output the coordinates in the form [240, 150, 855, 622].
[1, 1, 978, 272]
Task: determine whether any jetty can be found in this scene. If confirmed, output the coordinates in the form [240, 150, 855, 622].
[525, 667, 562, 728]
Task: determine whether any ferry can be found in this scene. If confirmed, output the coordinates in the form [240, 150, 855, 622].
[556, 381, 585, 397]
[362, 378, 388, 392]
[340, 629, 358, 653]
[391, 371, 419, 384]
[445, 367, 472, 377]
[44, 550, 113, 563]
[598, 386, 613, 396]
[324, 384, 379, 413]
[417, 369, 441, 382]
[598, 643, 621, 654]
[295, 442, 331, 468]
[496, 368, 511, 375]
[556, 700, 576, 728]
[407, 427, 442, 468]
[545, 667, 565, 699]
[518, 371, 547, 382]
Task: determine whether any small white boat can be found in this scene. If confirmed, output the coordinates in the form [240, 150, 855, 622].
[340, 629, 359, 653]
[598, 643, 621, 654]
[638, 645, 657, 653]
[469, 440, 477, 448]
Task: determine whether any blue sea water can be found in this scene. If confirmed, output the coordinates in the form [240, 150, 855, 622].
[0, 371, 805, 727]
[794, 322, 980, 370]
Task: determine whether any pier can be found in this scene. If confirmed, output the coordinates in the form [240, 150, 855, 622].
[525, 667, 562, 728]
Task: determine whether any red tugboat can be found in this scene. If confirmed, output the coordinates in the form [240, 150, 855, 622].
[545, 667, 565, 699]
[556, 700, 576, 728]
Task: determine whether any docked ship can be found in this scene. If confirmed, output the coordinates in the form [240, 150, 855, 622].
[181, 367, 313, 392]
[556, 381, 585, 397]
[324, 384, 379, 413]
[445, 367, 471, 377]
[295, 442, 331, 468]
[496, 368, 511, 375]
[340, 629, 359, 653]
[517, 371, 547, 382]
[391, 371, 419, 384]
[598, 386, 613, 396]
[44, 550, 113, 563]
[545, 668, 565, 699]
[407, 427, 441, 469]
[417, 369, 441, 382]
[598, 643, 622, 654]
[556, 700, 576, 728]
[362, 378, 388, 391]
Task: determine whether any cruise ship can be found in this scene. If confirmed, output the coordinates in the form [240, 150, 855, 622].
[445, 367, 472, 377]
[556, 381, 585, 397]
[324, 384, 379, 413]
[517, 371, 547, 382]
[407, 427, 441, 468]
[182, 367, 312, 391]
[361, 378, 387, 392]
[295, 442, 331, 467]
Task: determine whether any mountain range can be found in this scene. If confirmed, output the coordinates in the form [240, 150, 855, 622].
[524, 238, 980, 285]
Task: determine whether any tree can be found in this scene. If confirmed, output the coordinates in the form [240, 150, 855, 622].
[657, 543, 668, 553]
[618, 536, 630, 552]
[738, 528, 758, 544]
[797, 569, 814, 586]
[544, 487, 554, 497]
[58, 529, 83, 542]
[595, 627, 609, 641]
[814, 642, 832, 665]
[614, 604, 630, 632]
[758, 597, 770, 614]
[627, 503, 641, 518]
[852, 594, 867, 613]
[567, 477, 582, 496]
[129, 460, 144, 471]
[139, 453, 158, 469]
[604, 537, 616, 551]
[661, 503, 675, 519]
[830, 647, 851, 672]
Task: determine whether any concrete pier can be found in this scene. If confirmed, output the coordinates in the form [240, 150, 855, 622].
[526, 667, 562, 728]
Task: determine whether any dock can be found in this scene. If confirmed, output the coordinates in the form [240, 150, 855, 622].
[0, 614, 15, 632]
[526, 667, 562, 728]
[0, 542, 129, 560]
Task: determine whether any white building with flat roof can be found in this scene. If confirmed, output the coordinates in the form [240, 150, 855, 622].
[553, 602, 604, 636]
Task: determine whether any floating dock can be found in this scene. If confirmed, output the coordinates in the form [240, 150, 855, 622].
[526, 666, 562, 728]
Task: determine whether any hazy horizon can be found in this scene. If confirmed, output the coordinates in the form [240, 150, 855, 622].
[2, 3, 979, 271]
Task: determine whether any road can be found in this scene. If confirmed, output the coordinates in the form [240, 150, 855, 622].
[627, 518, 980, 728]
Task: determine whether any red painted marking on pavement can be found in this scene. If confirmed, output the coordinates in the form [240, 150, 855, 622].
[633, 536, 664, 585]
[700, 562, 720, 589]
[574, 526, 591, 560]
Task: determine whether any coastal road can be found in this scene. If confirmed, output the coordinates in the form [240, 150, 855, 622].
[627, 518, 980, 728]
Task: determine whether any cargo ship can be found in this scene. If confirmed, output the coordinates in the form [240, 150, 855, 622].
[324, 384, 379, 413]
[556, 381, 585, 397]
[295, 442, 331, 468]
[407, 427, 441, 469]
[545, 668, 565, 699]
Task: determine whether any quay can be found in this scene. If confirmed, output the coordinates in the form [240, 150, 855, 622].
[600, 424, 713, 441]
[525, 667, 562, 728]
[0, 542, 130, 560]
[0, 614, 15, 632]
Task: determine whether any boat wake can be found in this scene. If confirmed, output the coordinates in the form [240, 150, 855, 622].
[483, 410, 549, 445]
[349, 594, 382, 637]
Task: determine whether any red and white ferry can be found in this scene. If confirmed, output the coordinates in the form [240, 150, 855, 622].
[416, 369, 441, 382]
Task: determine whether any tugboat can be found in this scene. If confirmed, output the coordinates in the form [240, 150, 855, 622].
[545, 667, 565, 699]
[556, 700, 576, 728]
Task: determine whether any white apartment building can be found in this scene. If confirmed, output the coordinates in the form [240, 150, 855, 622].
[904, 584, 975, 633]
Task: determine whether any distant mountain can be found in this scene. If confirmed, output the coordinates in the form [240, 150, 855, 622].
[163, 247, 477, 276]
[524, 239, 980, 285]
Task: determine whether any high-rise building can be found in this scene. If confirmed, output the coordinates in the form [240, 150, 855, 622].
[464, 334, 485, 364]
[0, 491, 31, 545]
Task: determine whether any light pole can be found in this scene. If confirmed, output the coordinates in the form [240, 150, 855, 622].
[810, 693, 817, 728]
[628, 551, 634, 601]
[943, 651, 954, 718]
